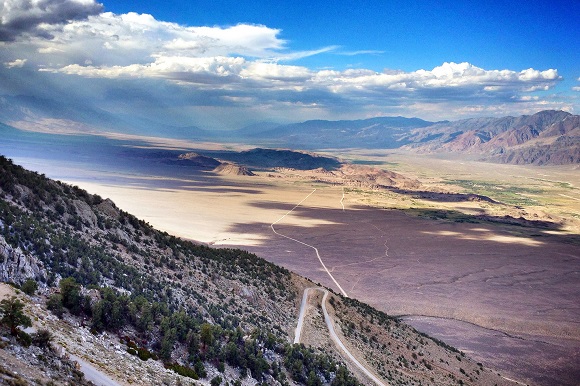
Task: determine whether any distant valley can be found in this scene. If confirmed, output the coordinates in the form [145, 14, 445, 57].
[2, 100, 578, 166]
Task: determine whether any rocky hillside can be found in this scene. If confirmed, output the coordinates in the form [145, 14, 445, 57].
[0, 156, 513, 385]
[402, 110, 579, 165]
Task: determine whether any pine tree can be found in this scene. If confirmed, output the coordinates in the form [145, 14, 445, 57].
[0, 296, 32, 336]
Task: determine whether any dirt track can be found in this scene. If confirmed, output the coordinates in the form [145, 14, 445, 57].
[294, 288, 386, 386]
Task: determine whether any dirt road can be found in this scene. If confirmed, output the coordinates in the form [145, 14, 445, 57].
[270, 189, 349, 297]
[294, 287, 387, 386]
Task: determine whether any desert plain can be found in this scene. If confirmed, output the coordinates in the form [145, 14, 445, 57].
[5, 137, 580, 386]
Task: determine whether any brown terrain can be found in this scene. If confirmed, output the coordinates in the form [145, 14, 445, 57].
[402, 110, 580, 165]
[51, 147, 580, 386]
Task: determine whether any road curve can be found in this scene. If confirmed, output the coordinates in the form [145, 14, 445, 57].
[271, 189, 349, 297]
[294, 287, 386, 386]
[69, 354, 123, 386]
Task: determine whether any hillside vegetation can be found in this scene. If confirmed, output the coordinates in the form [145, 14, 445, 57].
[0, 156, 513, 385]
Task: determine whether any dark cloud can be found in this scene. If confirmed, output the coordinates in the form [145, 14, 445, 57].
[0, 0, 103, 41]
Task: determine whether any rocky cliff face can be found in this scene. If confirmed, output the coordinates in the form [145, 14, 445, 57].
[0, 235, 46, 285]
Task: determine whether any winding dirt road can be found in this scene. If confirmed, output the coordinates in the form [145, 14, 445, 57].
[270, 189, 349, 297]
[272, 190, 385, 385]
[294, 288, 387, 386]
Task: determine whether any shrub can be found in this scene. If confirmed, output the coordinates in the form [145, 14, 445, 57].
[32, 329, 53, 349]
[17, 330, 32, 347]
[46, 294, 64, 318]
[166, 363, 199, 380]
[21, 279, 38, 296]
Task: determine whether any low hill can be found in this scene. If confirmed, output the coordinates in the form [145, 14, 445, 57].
[0, 156, 513, 385]
[213, 162, 256, 176]
[202, 148, 342, 171]
[177, 152, 222, 168]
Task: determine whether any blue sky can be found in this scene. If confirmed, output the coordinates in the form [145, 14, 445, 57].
[1, 0, 579, 132]
[102, 0, 578, 72]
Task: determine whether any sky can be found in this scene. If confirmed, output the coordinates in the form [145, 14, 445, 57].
[1, 0, 579, 133]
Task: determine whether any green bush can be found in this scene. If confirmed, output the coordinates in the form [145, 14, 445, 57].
[0, 296, 32, 336]
[21, 279, 38, 296]
[46, 294, 64, 318]
[166, 363, 199, 380]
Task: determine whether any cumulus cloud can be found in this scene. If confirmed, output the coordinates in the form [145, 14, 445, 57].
[4, 58, 26, 68]
[0, 0, 103, 41]
[310, 62, 560, 96]
[44, 56, 561, 100]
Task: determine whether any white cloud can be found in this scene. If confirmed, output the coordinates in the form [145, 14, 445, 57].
[4, 58, 27, 68]
[241, 62, 312, 82]
[0, 4, 573, 129]
[43, 12, 287, 61]
[309, 62, 560, 95]
[0, 0, 103, 41]
[574, 77, 580, 91]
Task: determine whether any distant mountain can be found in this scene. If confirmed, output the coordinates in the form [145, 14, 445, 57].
[236, 111, 578, 165]
[401, 110, 579, 165]
[2, 100, 577, 165]
[233, 121, 283, 137]
[233, 116, 437, 149]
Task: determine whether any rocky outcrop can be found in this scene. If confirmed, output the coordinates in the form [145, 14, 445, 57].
[97, 198, 119, 218]
[72, 199, 97, 227]
[0, 235, 45, 285]
[213, 162, 255, 176]
[177, 152, 221, 169]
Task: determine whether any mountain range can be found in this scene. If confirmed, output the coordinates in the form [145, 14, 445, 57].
[1, 93, 578, 166]
[234, 111, 579, 165]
